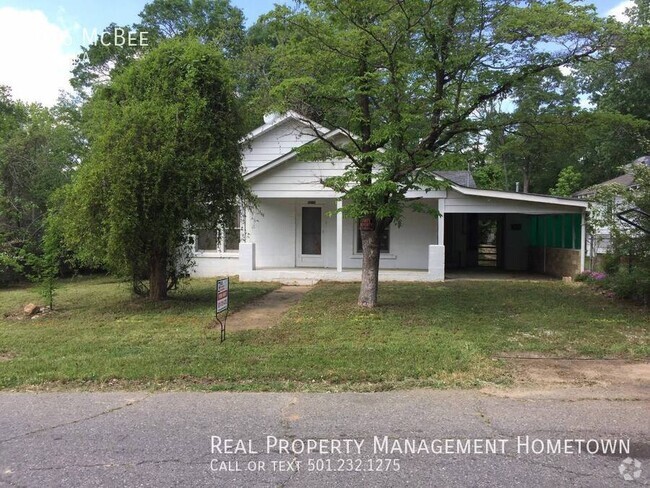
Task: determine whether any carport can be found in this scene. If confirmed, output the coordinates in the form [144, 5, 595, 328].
[441, 187, 588, 278]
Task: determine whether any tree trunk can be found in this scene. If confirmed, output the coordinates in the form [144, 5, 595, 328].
[148, 249, 168, 300]
[358, 223, 380, 308]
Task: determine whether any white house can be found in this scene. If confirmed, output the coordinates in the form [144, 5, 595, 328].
[574, 156, 650, 265]
[191, 112, 589, 284]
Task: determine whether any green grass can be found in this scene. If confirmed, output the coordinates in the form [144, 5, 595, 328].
[0, 277, 647, 391]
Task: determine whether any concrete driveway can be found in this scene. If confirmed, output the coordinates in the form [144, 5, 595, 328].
[0, 388, 648, 487]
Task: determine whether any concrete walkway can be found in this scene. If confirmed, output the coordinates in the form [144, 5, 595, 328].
[226, 285, 312, 332]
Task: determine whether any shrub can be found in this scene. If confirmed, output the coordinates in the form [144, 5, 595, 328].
[608, 268, 650, 304]
[575, 270, 608, 284]
[602, 253, 621, 275]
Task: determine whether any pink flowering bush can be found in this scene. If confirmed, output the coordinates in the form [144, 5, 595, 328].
[575, 271, 608, 283]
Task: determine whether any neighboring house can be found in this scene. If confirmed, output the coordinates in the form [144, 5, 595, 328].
[191, 112, 588, 283]
[574, 156, 650, 263]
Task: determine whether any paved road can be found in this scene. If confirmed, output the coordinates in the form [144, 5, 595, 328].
[0, 389, 648, 487]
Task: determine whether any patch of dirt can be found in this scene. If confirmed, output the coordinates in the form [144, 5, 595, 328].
[3, 305, 55, 321]
[219, 285, 312, 332]
[0, 352, 16, 362]
[482, 356, 650, 400]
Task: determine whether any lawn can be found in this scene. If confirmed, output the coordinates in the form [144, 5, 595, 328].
[0, 277, 647, 391]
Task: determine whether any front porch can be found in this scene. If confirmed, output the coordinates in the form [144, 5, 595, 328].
[239, 266, 556, 285]
[238, 267, 437, 285]
[191, 189, 589, 282]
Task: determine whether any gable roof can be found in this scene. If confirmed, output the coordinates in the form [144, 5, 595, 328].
[242, 111, 326, 144]
[433, 171, 476, 188]
[242, 113, 586, 209]
[573, 174, 635, 197]
[631, 155, 650, 167]
[573, 155, 649, 197]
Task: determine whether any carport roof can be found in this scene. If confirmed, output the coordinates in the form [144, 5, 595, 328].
[451, 185, 589, 209]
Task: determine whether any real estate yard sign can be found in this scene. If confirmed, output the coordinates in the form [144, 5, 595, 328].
[216, 278, 229, 313]
[216, 278, 229, 342]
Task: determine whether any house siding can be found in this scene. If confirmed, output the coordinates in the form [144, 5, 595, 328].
[190, 254, 239, 277]
[248, 199, 297, 268]
[249, 158, 349, 197]
[189, 114, 588, 279]
[242, 119, 316, 173]
[245, 198, 439, 271]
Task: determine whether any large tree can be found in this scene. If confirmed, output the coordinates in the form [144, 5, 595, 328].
[236, 5, 307, 130]
[271, 0, 610, 307]
[0, 88, 79, 283]
[488, 70, 582, 193]
[58, 38, 249, 300]
[71, 0, 246, 96]
[574, 0, 650, 185]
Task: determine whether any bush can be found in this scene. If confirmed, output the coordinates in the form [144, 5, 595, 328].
[575, 270, 608, 284]
[602, 253, 621, 275]
[608, 268, 650, 304]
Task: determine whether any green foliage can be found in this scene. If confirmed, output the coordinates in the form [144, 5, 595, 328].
[235, 5, 315, 130]
[589, 164, 650, 304]
[486, 70, 584, 193]
[71, 0, 246, 96]
[573, 1, 650, 186]
[70, 23, 142, 95]
[138, 0, 245, 55]
[573, 111, 649, 188]
[473, 161, 506, 191]
[602, 253, 621, 275]
[267, 0, 608, 304]
[551, 165, 583, 196]
[608, 267, 650, 304]
[0, 279, 647, 389]
[0, 89, 79, 284]
[59, 38, 250, 299]
[272, 0, 608, 208]
[21, 240, 59, 310]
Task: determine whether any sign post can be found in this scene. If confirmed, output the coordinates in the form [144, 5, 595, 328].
[215, 277, 229, 342]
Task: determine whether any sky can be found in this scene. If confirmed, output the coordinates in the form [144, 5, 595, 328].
[0, 0, 636, 107]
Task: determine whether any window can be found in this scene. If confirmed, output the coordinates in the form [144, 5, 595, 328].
[356, 221, 390, 253]
[224, 209, 241, 252]
[195, 209, 241, 253]
[196, 230, 218, 251]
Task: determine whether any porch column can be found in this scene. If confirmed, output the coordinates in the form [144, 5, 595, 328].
[239, 242, 255, 272]
[336, 199, 343, 272]
[437, 198, 445, 245]
[428, 198, 446, 281]
[580, 211, 586, 273]
[428, 245, 445, 281]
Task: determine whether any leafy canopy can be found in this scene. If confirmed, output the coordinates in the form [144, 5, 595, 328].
[272, 0, 611, 221]
[267, 0, 610, 306]
[58, 38, 250, 297]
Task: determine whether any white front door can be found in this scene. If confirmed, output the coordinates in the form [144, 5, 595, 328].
[296, 205, 324, 267]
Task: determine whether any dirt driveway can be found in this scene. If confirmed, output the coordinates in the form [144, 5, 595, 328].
[483, 355, 650, 400]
